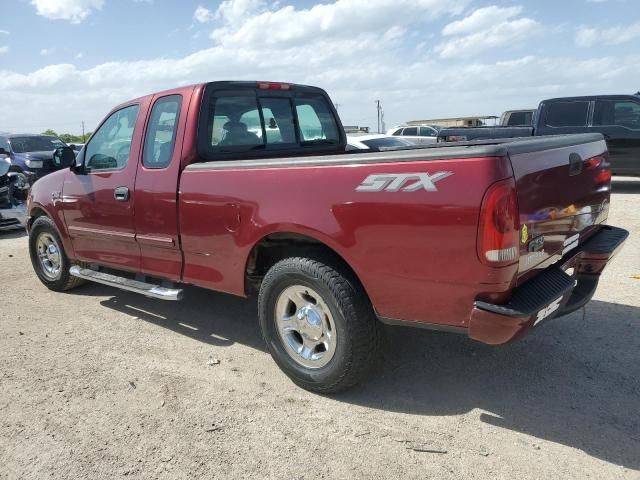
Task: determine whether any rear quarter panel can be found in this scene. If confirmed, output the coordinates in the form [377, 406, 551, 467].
[179, 154, 515, 327]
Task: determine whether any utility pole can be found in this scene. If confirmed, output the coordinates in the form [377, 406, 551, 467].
[334, 103, 340, 112]
[375, 100, 382, 133]
[81, 121, 86, 142]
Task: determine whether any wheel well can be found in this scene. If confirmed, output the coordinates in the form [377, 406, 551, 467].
[27, 207, 48, 231]
[245, 233, 363, 295]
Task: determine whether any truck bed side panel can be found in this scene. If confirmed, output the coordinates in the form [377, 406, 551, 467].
[178, 152, 514, 327]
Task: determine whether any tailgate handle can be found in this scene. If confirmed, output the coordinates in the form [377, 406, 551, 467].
[569, 153, 583, 176]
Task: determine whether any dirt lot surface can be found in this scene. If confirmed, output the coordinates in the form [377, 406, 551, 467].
[1, 178, 639, 480]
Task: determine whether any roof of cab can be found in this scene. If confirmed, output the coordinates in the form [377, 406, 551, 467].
[111, 80, 330, 111]
[543, 94, 640, 103]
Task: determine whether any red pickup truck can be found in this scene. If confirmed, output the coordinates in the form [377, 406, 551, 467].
[27, 81, 628, 392]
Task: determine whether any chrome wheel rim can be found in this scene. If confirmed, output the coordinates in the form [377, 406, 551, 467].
[36, 232, 62, 280]
[275, 285, 337, 369]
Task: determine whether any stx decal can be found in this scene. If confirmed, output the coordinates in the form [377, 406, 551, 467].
[355, 172, 453, 193]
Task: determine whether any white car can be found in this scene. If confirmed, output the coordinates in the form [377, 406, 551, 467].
[386, 125, 439, 144]
[69, 143, 85, 153]
[346, 134, 414, 151]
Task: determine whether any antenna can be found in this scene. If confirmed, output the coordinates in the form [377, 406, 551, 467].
[375, 100, 382, 134]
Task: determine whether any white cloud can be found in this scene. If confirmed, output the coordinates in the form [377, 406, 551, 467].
[40, 48, 50, 55]
[1, 0, 638, 134]
[575, 22, 640, 47]
[193, 5, 215, 23]
[436, 5, 539, 59]
[0, 46, 8, 54]
[0, 30, 9, 35]
[442, 5, 523, 36]
[31, 0, 104, 24]
[210, 0, 469, 47]
[76, 52, 84, 59]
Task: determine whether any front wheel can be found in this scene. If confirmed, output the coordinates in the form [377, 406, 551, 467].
[29, 216, 84, 291]
[258, 256, 381, 393]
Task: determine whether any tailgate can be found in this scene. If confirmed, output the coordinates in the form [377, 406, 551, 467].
[506, 134, 611, 282]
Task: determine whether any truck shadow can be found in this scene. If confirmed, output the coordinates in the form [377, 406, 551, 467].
[75, 283, 266, 352]
[340, 299, 640, 470]
[80, 283, 639, 470]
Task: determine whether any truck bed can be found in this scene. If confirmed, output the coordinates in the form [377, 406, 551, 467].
[180, 133, 609, 327]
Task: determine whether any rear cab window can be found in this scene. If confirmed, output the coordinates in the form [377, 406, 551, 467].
[197, 82, 345, 161]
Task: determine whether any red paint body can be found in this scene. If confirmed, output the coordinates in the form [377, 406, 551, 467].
[27, 82, 625, 343]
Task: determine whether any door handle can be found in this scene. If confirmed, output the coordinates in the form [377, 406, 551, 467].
[114, 186, 129, 201]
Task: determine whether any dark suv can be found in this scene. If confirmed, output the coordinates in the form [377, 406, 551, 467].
[0, 134, 68, 184]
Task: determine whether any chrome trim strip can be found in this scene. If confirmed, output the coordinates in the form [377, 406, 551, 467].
[136, 234, 175, 246]
[377, 315, 467, 334]
[68, 225, 135, 239]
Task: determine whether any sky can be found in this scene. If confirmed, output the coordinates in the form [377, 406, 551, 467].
[1, 0, 639, 135]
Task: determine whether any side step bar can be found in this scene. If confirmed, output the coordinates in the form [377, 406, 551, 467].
[69, 266, 183, 301]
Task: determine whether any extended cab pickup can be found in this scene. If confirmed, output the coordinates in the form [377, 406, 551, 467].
[438, 95, 640, 176]
[27, 81, 628, 392]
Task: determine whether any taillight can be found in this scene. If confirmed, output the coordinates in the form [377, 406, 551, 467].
[257, 82, 290, 90]
[446, 135, 467, 142]
[583, 155, 603, 170]
[477, 178, 520, 266]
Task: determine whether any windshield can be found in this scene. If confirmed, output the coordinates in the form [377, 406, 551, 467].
[10, 136, 65, 153]
[361, 137, 412, 149]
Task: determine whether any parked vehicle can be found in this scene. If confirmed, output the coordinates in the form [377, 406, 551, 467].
[0, 134, 69, 184]
[499, 109, 535, 126]
[69, 143, 85, 153]
[26, 81, 627, 392]
[346, 134, 413, 151]
[386, 125, 439, 144]
[438, 95, 640, 175]
[0, 156, 28, 231]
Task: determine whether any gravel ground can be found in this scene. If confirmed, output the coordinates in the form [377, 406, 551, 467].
[1, 177, 639, 480]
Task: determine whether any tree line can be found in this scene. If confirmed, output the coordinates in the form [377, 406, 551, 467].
[41, 129, 93, 144]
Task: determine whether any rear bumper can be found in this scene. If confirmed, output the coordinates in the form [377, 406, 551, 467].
[469, 225, 628, 345]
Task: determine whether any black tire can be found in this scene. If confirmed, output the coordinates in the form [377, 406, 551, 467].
[29, 216, 85, 291]
[258, 256, 381, 393]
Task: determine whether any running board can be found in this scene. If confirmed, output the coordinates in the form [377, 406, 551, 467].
[69, 266, 183, 301]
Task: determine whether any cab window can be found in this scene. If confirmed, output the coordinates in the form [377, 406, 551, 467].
[544, 101, 589, 127]
[143, 95, 182, 169]
[402, 127, 418, 136]
[85, 105, 140, 172]
[295, 96, 339, 143]
[593, 100, 640, 130]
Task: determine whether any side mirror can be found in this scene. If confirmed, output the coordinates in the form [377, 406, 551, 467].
[52, 146, 76, 169]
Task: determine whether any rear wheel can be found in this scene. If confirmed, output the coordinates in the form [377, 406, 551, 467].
[258, 256, 381, 393]
[29, 216, 84, 291]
